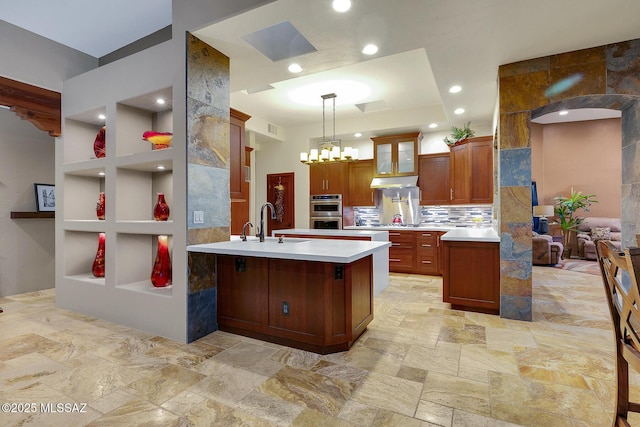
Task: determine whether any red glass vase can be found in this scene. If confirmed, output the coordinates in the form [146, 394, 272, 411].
[151, 235, 172, 288]
[96, 192, 105, 220]
[92, 232, 106, 278]
[93, 126, 106, 158]
[154, 193, 170, 221]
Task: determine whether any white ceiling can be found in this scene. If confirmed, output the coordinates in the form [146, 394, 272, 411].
[2, 0, 639, 139]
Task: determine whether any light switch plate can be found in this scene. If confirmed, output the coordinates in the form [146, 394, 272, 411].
[194, 211, 204, 224]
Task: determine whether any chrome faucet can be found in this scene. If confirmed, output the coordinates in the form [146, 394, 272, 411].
[240, 222, 253, 241]
[257, 202, 276, 242]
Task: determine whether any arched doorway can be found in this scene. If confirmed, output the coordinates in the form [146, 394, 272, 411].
[498, 39, 640, 322]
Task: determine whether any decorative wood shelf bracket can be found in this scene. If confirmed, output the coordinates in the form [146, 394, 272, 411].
[10, 211, 55, 219]
[0, 76, 61, 137]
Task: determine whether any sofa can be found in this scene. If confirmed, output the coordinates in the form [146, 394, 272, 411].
[576, 217, 621, 260]
[532, 232, 564, 265]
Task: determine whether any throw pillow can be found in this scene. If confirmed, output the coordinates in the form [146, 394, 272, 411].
[591, 227, 611, 241]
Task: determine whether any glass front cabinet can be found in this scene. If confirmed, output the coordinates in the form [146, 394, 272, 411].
[372, 132, 421, 177]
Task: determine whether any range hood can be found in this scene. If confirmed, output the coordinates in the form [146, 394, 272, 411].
[370, 176, 419, 189]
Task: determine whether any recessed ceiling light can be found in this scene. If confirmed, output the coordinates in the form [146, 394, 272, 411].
[288, 63, 303, 73]
[429, 123, 438, 128]
[332, 0, 351, 12]
[449, 85, 462, 93]
[454, 108, 465, 115]
[98, 171, 105, 176]
[559, 110, 569, 115]
[354, 132, 362, 137]
[156, 165, 166, 170]
[156, 98, 166, 105]
[362, 44, 378, 55]
[98, 114, 106, 120]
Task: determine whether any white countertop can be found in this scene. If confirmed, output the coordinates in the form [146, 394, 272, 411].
[344, 225, 457, 232]
[272, 228, 389, 239]
[188, 237, 391, 263]
[440, 227, 500, 242]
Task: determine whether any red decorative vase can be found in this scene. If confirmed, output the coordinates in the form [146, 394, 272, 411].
[151, 235, 172, 288]
[93, 126, 106, 158]
[154, 193, 170, 221]
[96, 192, 105, 220]
[92, 232, 106, 278]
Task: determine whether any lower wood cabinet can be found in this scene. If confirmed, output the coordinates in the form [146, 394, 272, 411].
[416, 231, 439, 275]
[216, 254, 373, 354]
[388, 230, 416, 273]
[442, 240, 500, 313]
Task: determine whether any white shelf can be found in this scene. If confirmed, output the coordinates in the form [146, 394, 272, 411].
[63, 273, 106, 287]
[63, 220, 107, 232]
[115, 220, 174, 234]
[62, 159, 106, 176]
[116, 280, 173, 297]
[116, 148, 174, 171]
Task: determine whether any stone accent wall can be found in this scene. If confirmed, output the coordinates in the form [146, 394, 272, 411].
[185, 33, 230, 341]
[499, 39, 640, 321]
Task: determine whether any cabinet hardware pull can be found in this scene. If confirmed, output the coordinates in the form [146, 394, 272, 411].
[422, 233, 432, 237]
[421, 244, 432, 247]
[450, 188, 453, 200]
[422, 260, 432, 264]
[389, 258, 401, 262]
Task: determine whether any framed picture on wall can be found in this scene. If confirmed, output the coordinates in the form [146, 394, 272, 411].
[34, 183, 56, 212]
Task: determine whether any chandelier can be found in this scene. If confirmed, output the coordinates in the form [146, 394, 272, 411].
[300, 93, 358, 164]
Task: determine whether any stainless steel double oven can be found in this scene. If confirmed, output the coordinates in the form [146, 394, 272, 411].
[309, 194, 342, 229]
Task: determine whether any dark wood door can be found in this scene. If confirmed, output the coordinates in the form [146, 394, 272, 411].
[449, 143, 469, 204]
[468, 137, 493, 203]
[267, 172, 295, 234]
[418, 153, 450, 205]
[347, 159, 375, 207]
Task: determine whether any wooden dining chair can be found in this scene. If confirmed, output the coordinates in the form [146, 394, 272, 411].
[598, 240, 640, 426]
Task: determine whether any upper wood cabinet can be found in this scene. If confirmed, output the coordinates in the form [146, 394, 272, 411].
[450, 136, 493, 205]
[418, 153, 450, 205]
[372, 132, 421, 178]
[309, 161, 348, 195]
[346, 159, 376, 207]
[230, 108, 251, 201]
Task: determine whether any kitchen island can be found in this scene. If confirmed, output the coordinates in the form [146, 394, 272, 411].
[440, 227, 500, 314]
[272, 228, 389, 295]
[187, 238, 390, 354]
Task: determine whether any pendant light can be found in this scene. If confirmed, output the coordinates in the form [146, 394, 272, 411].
[300, 93, 358, 164]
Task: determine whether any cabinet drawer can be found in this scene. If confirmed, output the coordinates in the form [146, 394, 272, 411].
[417, 232, 436, 255]
[388, 231, 416, 244]
[417, 256, 438, 275]
[389, 249, 415, 273]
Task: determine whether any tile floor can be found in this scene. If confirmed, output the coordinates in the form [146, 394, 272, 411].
[0, 266, 638, 426]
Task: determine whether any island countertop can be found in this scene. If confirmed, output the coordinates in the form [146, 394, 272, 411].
[187, 237, 391, 263]
[440, 227, 500, 242]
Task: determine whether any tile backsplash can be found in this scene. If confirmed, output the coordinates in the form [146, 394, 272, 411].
[354, 205, 493, 227]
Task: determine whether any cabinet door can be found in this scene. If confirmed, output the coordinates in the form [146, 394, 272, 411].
[347, 160, 375, 206]
[418, 153, 450, 205]
[326, 161, 347, 195]
[469, 138, 493, 204]
[442, 241, 499, 312]
[309, 163, 326, 195]
[396, 139, 417, 175]
[375, 142, 393, 176]
[449, 143, 469, 204]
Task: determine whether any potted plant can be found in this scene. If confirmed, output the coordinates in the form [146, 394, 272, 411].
[554, 188, 598, 258]
[443, 122, 475, 146]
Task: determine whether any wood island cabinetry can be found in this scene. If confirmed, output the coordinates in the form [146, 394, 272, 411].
[388, 230, 416, 273]
[217, 254, 373, 354]
[442, 240, 500, 313]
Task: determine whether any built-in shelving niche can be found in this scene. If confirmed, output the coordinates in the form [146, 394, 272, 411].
[115, 233, 173, 297]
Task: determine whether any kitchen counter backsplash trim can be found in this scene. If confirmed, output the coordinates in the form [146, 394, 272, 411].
[353, 205, 493, 228]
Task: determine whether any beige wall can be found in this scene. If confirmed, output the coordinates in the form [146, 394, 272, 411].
[531, 118, 621, 218]
[0, 109, 55, 296]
